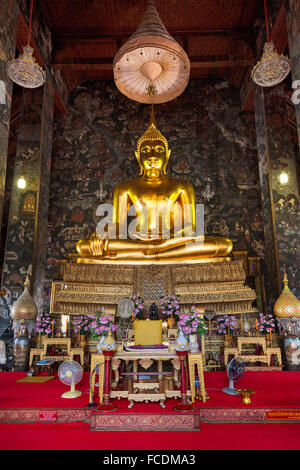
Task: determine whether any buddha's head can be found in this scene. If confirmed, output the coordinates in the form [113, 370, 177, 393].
[135, 107, 171, 178]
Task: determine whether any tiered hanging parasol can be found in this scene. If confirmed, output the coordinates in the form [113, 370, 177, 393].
[113, 0, 190, 104]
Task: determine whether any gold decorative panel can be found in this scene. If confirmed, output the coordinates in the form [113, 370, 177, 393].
[51, 259, 257, 317]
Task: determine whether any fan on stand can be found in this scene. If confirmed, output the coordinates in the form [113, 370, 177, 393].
[58, 360, 83, 399]
[222, 357, 245, 395]
[118, 298, 135, 332]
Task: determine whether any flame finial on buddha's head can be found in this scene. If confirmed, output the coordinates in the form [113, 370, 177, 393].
[135, 105, 171, 175]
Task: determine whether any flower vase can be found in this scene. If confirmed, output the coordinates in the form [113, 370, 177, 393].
[79, 336, 87, 348]
[174, 330, 189, 352]
[96, 335, 106, 354]
[189, 334, 199, 353]
[167, 316, 175, 329]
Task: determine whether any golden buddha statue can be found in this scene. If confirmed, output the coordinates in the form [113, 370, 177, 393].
[76, 107, 233, 263]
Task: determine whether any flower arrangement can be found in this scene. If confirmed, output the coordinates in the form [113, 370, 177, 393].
[71, 314, 94, 335]
[177, 307, 207, 336]
[160, 294, 180, 320]
[130, 295, 145, 319]
[256, 313, 276, 334]
[35, 313, 54, 336]
[216, 315, 238, 336]
[89, 308, 119, 340]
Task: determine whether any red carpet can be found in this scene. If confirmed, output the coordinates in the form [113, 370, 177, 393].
[1, 371, 300, 409]
[0, 422, 299, 450]
[0, 371, 300, 450]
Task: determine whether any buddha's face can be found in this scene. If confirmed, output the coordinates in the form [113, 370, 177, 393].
[140, 139, 167, 178]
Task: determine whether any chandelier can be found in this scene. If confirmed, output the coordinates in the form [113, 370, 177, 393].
[251, 0, 290, 87]
[113, 0, 190, 104]
[7, 0, 46, 88]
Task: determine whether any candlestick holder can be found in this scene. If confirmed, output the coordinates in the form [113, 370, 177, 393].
[95, 350, 118, 412]
[173, 351, 197, 412]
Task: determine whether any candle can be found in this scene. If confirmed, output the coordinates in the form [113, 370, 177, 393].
[38, 331, 40, 344]
[240, 316, 243, 331]
[255, 319, 258, 330]
[51, 320, 54, 335]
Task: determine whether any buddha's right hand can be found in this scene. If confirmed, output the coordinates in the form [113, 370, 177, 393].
[90, 237, 105, 257]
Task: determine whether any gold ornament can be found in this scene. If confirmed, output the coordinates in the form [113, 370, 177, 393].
[10, 276, 38, 320]
[274, 272, 300, 318]
[251, 41, 290, 87]
[102, 330, 117, 352]
[7, 45, 46, 89]
[237, 389, 256, 405]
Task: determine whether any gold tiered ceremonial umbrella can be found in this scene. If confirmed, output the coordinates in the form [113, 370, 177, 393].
[113, 0, 190, 104]
[274, 272, 300, 318]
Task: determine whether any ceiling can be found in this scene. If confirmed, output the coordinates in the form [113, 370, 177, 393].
[7, 1, 294, 160]
[39, 0, 260, 91]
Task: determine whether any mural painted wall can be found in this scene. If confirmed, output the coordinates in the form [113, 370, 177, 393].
[0, 0, 18, 235]
[1, 85, 55, 317]
[46, 78, 265, 305]
[255, 85, 300, 302]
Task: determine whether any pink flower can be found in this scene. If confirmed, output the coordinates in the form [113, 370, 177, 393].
[183, 326, 192, 334]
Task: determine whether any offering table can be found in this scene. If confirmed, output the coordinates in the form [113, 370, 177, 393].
[224, 336, 282, 369]
[90, 350, 181, 408]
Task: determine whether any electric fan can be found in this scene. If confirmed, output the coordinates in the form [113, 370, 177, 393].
[58, 360, 83, 399]
[118, 298, 134, 331]
[118, 298, 135, 350]
[222, 357, 245, 395]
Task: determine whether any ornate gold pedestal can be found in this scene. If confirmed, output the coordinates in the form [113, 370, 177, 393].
[51, 259, 257, 316]
[50, 258, 258, 371]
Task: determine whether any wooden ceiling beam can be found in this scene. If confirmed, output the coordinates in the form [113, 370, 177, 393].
[52, 54, 254, 71]
[52, 27, 253, 42]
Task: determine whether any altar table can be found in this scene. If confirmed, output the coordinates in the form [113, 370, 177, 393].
[90, 350, 206, 408]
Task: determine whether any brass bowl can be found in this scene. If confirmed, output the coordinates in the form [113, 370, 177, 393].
[237, 389, 256, 405]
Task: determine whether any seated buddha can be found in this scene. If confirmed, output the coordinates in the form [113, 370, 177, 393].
[76, 107, 233, 263]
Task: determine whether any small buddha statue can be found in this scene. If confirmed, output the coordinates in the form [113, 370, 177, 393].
[76, 107, 233, 262]
[149, 303, 159, 320]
